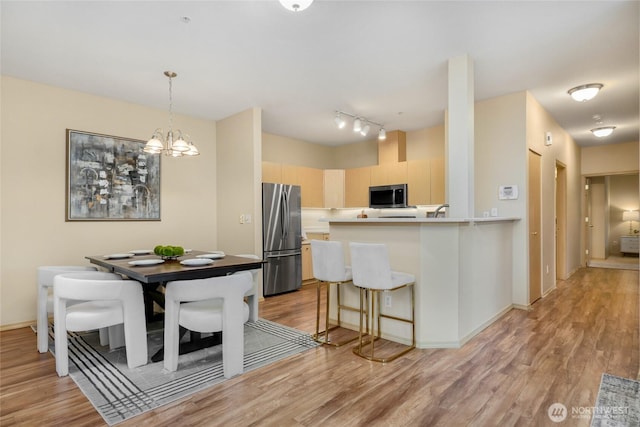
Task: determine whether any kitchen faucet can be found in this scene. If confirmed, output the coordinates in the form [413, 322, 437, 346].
[434, 203, 449, 218]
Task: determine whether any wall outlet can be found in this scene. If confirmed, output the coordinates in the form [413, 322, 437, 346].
[384, 294, 392, 308]
[244, 214, 252, 224]
[490, 207, 498, 217]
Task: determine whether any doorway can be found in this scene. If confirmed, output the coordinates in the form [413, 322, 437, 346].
[555, 163, 567, 279]
[528, 150, 542, 304]
[585, 173, 639, 270]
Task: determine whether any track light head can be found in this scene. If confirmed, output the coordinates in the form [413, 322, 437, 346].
[353, 118, 362, 133]
[334, 113, 346, 129]
[378, 128, 386, 140]
[360, 124, 370, 136]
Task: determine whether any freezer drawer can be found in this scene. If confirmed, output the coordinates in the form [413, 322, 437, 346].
[263, 251, 301, 296]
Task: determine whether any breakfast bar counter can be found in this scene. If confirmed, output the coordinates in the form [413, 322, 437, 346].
[321, 216, 519, 349]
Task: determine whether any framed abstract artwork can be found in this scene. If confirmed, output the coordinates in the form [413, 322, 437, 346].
[66, 129, 161, 221]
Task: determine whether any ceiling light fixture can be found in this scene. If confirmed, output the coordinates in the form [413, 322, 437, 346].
[144, 71, 199, 157]
[590, 126, 616, 137]
[568, 83, 603, 102]
[334, 110, 386, 140]
[279, 0, 313, 12]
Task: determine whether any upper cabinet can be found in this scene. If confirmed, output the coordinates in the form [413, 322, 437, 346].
[407, 158, 445, 205]
[298, 166, 324, 208]
[324, 169, 345, 208]
[262, 162, 324, 208]
[370, 161, 408, 186]
[345, 166, 371, 207]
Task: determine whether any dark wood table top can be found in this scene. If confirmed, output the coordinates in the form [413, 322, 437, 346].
[86, 250, 264, 284]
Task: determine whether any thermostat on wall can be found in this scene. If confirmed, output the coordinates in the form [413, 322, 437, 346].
[498, 185, 519, 200]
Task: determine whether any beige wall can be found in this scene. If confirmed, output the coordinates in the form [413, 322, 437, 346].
[262, 133, 335, 169]
[526, 92, 582, 294]
[1, 76, 218, 328]
[217, 108, 262, 257]
[582, 141, 639, 176]
[264, 125, 447, 171]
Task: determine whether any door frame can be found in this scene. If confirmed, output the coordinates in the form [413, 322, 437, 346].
[555, 162, 567, 279]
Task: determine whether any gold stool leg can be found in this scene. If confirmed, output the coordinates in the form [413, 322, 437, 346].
[313, 280, 358, 347]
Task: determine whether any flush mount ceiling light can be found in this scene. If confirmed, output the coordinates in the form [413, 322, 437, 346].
[334, 110, 386, 140]
[568, 83, 603, 102]
[279, 0, 313, 12]
[590, 126, 616, 137]
[144, 71, 199, 157]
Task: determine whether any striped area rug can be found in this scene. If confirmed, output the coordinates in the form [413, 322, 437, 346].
[48, 320, 319, 425]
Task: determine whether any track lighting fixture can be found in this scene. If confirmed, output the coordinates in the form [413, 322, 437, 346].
[333, 110, 386, 140]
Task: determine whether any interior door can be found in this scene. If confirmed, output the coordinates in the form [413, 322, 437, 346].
[528, 150, 542, 304]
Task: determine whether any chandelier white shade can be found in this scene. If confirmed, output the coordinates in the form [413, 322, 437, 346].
[567, 83, 603, 102]
[590, 126, 616, 137]
[144, 71, 199, 157]
[279, 0, 313, 12]
[334, 110, 386, 140]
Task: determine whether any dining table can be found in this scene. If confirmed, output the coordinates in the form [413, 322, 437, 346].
[86, 250, 265, 362]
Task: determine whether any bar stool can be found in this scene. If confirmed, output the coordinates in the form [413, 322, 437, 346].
[349, 242, 416, 362]
[310, 240, 363, 346]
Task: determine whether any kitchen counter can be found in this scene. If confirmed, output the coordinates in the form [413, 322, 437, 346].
[321, 216, 520, 349]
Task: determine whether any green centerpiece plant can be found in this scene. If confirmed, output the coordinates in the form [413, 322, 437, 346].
[154, 245, 185, 260]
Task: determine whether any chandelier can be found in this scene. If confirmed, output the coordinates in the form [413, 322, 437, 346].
[144, 71, 199, 157]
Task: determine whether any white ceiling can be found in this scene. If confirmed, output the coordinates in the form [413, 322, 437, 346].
[1, 1, 638, 147]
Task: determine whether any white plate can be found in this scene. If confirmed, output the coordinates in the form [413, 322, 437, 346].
[128, 259, 165, 266]
[129, 249, 153, 255]
[180, 258, 214, 266]
[104, 253, 134, 259]
[196, 251, 225, 259]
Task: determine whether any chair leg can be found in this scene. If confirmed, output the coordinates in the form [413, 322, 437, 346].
[352, 286, 415, 363]
[37, 285, 50, 353]
[313, 281, 358, 347]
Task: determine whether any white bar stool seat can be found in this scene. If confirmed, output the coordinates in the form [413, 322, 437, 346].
[349, 242, 416, 363]
[310, 240, 362, 346]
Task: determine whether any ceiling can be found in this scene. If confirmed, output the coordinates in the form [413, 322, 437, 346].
[1, 1, 638, 147]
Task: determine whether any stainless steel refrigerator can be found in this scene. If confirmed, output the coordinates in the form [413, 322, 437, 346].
[262, 183, 302, 296]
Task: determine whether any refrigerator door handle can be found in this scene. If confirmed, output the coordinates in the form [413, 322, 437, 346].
[266, 251, 301, 259]
[282, 191, 290, 239]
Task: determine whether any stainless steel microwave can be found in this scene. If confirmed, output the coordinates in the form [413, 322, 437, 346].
[369, 184, 408, 209]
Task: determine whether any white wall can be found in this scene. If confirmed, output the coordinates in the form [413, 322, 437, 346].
[1, 76, 218, 328]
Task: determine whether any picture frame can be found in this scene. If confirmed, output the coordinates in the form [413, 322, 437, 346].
[66, 129, 161, 221]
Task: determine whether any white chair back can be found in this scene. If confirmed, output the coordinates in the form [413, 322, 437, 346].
[36, 265, 97, 353]
[310, 240, 351, 282]
[53, 271, 148, 376]
[349, 242, 394, 290]
[164, 271, 253, 377]
[235, 254, 261, 322]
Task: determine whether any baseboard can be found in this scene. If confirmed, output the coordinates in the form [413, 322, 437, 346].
[0, 320, 35, 332]
[457, 304, 514, 347]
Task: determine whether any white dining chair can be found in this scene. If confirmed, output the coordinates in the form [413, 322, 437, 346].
[349, 242, 416, 363]
[37, 265, 98, 353]
[53, 271, 148, 376]
[163, 271, 253, 378]
[235, 254, 261, 322]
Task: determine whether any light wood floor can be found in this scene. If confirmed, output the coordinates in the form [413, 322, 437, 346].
[1, 267, 638, 426]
